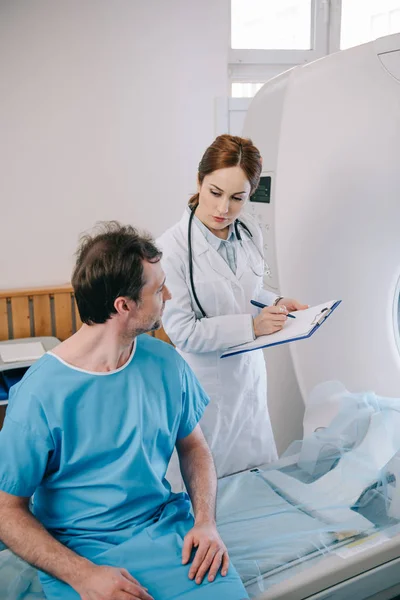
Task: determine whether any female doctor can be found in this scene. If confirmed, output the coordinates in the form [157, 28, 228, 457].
[157, 134, 307, 485]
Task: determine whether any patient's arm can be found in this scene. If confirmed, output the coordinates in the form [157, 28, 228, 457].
[0, 491, 90, 583]
[176, 425, 229, 584]
[0, 491, 153, 600]
[177, 424, 217, 523]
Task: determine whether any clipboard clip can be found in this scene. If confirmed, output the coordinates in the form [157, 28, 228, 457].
[311, 307, 332, 327]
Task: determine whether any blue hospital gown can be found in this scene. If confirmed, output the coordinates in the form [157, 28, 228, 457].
[0, 335, 248, 600]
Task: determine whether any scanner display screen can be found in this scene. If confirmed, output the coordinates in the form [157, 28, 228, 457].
[250, 176, 271, 204]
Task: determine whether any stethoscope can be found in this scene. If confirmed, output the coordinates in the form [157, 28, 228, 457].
[188, 205, 265, 318]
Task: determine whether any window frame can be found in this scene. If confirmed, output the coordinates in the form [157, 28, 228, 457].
[229, 1, 345, 92]
[229, 0, 400, 96]
[229, 0, 331, 65]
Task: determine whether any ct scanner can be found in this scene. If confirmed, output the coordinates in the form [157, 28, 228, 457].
[233, 31, 400, 600]
[245, 31, 400, 409]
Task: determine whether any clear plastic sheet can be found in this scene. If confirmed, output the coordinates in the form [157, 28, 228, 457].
[0, 550, 43, 600]
[216, 381, 400, 596]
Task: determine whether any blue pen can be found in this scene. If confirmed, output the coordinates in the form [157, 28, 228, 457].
[250, 299, 296, 318]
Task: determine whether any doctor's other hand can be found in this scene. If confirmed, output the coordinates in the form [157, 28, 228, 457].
[182, 521, 229, 585]
[253, 306, 288, 337]
[276, 297, 309, 312]
[75, 564, 154, 600]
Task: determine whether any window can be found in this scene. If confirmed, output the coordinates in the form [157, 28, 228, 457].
[229, 1, 330, 96]
[341, 0, 400, 49]
[231, 0, 313, 50]
[229, 0, 400, 100]
[231, 82, 265, 97]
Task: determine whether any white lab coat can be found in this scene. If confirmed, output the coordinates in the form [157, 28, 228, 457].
[157, 210, 279, 487]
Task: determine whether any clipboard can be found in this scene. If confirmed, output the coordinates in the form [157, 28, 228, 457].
[221, 300, 341, 359]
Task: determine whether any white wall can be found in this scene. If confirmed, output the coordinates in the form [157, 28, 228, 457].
[0, 0, 301, 455]
[0, 0, 230, 288]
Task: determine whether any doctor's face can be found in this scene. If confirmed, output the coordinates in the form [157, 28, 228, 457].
[196, 166, 251, 238]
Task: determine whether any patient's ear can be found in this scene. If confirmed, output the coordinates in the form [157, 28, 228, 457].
[114, 296, 133, 316]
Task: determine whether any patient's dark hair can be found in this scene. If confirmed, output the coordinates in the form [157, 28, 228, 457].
[72, 221, 162, 325]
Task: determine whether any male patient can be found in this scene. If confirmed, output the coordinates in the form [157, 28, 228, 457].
[0, 223, 248, 600]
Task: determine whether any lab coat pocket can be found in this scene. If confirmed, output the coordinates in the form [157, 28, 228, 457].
[181, 351, 220, 390]
[191, 278, 235, 317]
[198, 398, 222, 445]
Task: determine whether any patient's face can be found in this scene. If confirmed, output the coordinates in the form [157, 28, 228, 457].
[129, 260, 171, 335]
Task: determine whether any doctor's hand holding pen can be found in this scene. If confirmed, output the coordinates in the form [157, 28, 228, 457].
[252, 297, 309, 337]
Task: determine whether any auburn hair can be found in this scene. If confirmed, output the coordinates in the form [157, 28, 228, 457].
[188, 134, 262, 208]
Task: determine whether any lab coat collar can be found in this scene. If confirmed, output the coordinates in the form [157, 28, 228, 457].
[186, 207, 236, 250]
[178, 209, 209, 256]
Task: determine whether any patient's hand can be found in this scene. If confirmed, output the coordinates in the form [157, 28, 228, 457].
[75, 565, 154, 600]
[182, 521, 229, 585]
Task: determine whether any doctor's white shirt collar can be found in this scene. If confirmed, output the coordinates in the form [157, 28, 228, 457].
[186, 207, 237, 273]
[187, 207, 236, 248]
